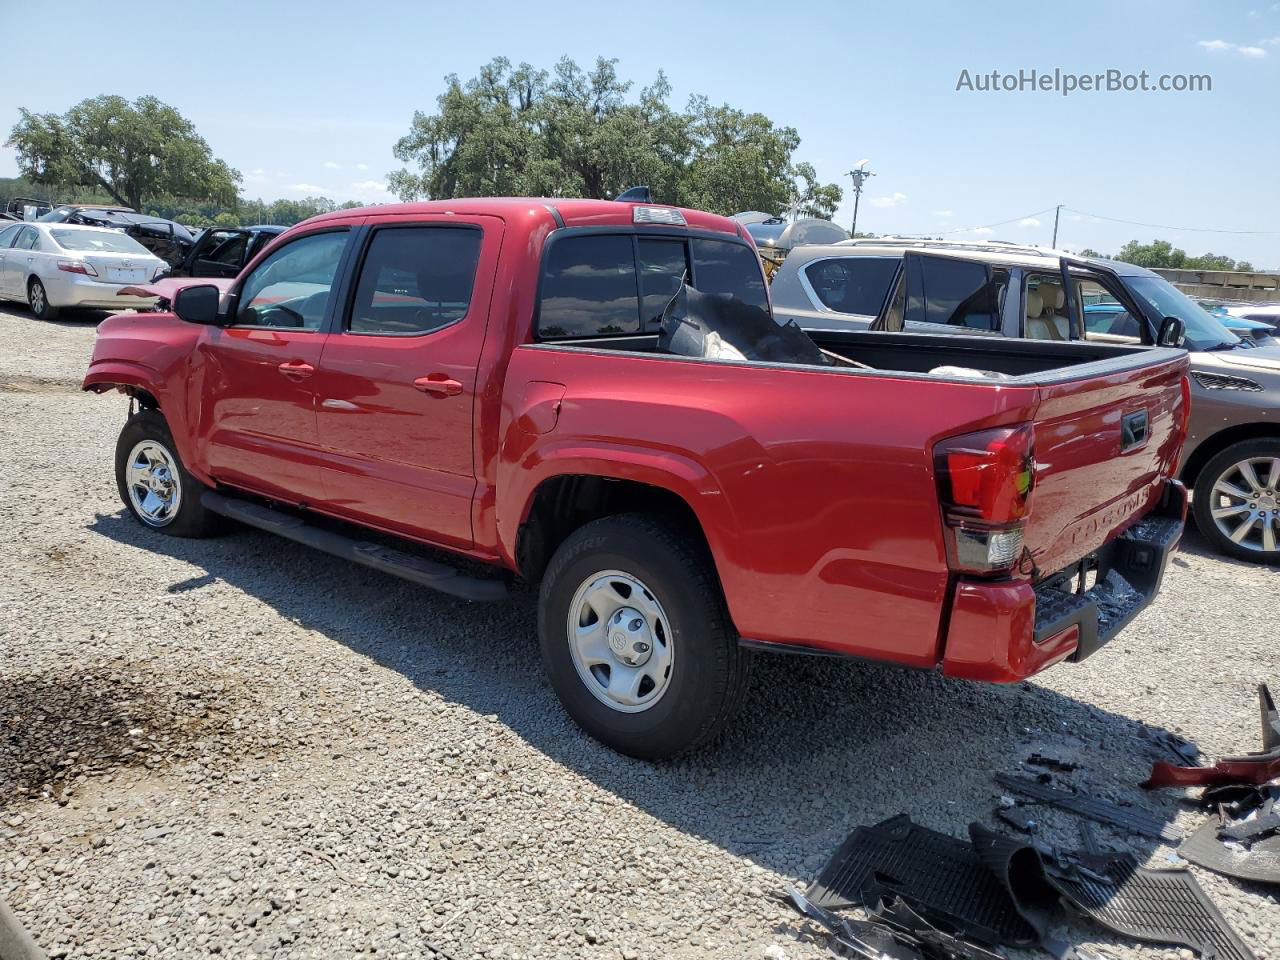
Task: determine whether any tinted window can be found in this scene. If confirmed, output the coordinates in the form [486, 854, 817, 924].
[349, 227, 482, 335]
[637, 238, 688, 329]
[691, 238, 768, 311]
[236, 231, 348, 330]
[804, 257, 900, 316]
[200, 230, 249, 267]
[539, 235, 639, 338]
[906, 255, 1004, 330]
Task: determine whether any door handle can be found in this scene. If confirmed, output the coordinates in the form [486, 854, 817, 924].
[277, 360, 315, 381]
[414, 374, 463, 397]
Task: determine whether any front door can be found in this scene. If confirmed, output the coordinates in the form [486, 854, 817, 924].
[312, 216, 502, 548]
[196, 227, 353, 503]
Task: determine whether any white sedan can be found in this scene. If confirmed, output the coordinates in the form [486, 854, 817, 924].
[0, 221, 165, 319]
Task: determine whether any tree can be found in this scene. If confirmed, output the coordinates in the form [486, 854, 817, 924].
[7, 95, 240, 212]
[391, 56, 840, 218]
[1112, 239, 1253, 272]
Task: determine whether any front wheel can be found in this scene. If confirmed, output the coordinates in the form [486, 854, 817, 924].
[1192, 438, 1280, 563]
[115, 409, 220, 538]
[538, 514, 750, 759]
[28, 277, 59, 321]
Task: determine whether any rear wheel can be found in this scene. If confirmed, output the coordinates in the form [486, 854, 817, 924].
[1192, 438, 1280, 563]
[538, 513, 750, 759]
[115, 409, 220, 538]
[28, 277, 59, 321]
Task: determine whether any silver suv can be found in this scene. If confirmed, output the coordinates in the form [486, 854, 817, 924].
[771, 238, 1280, 563]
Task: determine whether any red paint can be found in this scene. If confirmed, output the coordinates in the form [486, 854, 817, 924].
[1144, 755, 1280, 789]
[85, 197, 1189, 681]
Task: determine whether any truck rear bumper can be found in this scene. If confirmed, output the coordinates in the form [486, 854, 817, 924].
[941, 480, 1187, 683]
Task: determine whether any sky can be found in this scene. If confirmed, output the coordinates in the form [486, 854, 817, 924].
[2, 0, 1278, 266]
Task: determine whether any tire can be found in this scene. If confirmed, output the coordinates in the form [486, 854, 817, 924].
[28, 277, 59, 321]
[1192, 438, 1280, 563]
[115, 409, 220, 538]
[538, 513, 751, 759]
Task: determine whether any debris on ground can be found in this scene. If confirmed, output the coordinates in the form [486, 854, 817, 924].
[996, 806, 1040, 833]
[1027, 753, 1080, 773]
[994, 773, 1182, 841]
[1179, 785, 1280, 885]
[1145, 683, 1280, 789]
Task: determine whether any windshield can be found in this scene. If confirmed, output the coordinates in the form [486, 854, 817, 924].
[1122, 275, 1241, 350]
[51, 229, 150, 254]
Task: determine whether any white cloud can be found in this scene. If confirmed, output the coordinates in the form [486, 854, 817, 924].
[356, 162, 369, 171]
[971, 227, 994, 236]
[244, 168, 269, 184]
[1263, 36, 1280, 46]
[323, 161, 342, 170]
[1018, 217, 1041, 228]
[869, 192, 907, 209]
[287, 183, 331, 194]
[933, 209, 953, 218]
[351, 179, 391, 194]
[1198, 38, 1269, 57]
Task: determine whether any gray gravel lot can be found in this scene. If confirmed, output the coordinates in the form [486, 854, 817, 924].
[1, 302, 1277, 960]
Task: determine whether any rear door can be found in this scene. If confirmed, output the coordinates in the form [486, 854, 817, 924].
[0, 223, 23, 296]
[188, 229, 253, 278]
[197, 226, 354, 503]
[311, 214, 503, 548]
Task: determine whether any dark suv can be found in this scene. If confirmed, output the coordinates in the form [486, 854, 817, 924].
[771, 238, 1280, 563]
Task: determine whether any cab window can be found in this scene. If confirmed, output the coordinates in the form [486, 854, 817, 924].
[347, 226, 482, 336]
[234, 230, 349, 330]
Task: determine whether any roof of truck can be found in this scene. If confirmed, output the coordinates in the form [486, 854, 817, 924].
[787, 239, 1158, 278]
[303, 198, 746, 236]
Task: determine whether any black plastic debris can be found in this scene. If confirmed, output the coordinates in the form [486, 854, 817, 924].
[996, 806, 1039, 834]
[786, 886, 925, 960]
[804, 814, 1038, 947]
[1143, 728, 1203, 767]
[658, 283, 828, 366]
[869, 895, 1006, 960]
[1179, 785, 1280, 885]
[1259, 682, 1279, 754]
[995, 773, 1182, 842]
[1027, 754, 1079, 773]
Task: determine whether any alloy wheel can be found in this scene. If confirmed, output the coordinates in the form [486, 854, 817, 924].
[1209, 456, 1280, 553]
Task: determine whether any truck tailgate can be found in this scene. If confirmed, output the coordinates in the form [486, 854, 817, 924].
[1023, 352, 1188, 576]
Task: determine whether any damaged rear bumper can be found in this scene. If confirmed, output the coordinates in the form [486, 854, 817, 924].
[941, 480, 1187, 683]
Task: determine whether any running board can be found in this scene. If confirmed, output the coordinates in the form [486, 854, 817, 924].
[201, 491, 509, 602]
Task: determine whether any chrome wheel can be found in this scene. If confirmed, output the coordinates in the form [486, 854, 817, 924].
[124, 440, 182, 527]
[566, 570, 674, 714]
[1210, 456, 1280, 553]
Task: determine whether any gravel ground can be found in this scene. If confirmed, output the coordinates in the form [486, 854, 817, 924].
[1, 302, 1277, 960]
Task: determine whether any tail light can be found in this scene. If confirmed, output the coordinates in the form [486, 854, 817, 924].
[934, 424, 1036, 575]
[56, 260, 98, 276]
[1179, 373, 1191, 438]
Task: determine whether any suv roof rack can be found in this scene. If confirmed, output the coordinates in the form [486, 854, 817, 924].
[838, 236, 1069, 258]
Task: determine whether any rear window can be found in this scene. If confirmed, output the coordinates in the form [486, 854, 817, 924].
[537, 233, 765, 339]
[804, 257, 900, 316]
[51, 229, 149, 254]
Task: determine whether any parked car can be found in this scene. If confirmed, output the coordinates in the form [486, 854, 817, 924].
[163, 224, 286, 279]
[771, 238, 1280, 562]
[38, 204, 195, 267]
[0, 221, 163, 318]
[84, 198, 1188, 758]
[1226, 303, 1280, 336]
[0, 197, 53, 222]
[1190, 299, 1275, 344]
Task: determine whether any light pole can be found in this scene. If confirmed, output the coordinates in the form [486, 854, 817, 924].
[847, 162, 875, 236]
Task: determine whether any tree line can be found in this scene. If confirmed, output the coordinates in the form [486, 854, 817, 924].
[1077, 239, 1255, 273]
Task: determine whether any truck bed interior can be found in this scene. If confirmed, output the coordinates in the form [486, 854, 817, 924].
[538, 328, 1170, 384]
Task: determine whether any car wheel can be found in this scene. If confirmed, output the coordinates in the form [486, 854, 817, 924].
[1192, 438, 1280, 563]
[115, 409, 220, 538]
[538, 513, 751, 759]
[28, 277, 59, 321]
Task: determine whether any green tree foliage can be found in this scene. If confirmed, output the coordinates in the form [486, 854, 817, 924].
[6, 95, 240, 212]
[390, 57, 841, 218]
[1111, 239, 1254, 272]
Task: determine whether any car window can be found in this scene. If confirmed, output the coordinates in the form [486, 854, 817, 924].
[690, 238, 768, 312]
[14, 227, 39, 251]
[1024, 273, 1072, 340]
[0, 224, 21, 248]
[235, 230, 349, 331]
[200, 230, 249, 267]
[1077, 278, 1141, 344]
[348, 226, 483, 336]
[539, 235, 641, 338]
[637, 238, 689, 329]
[51, 229, 150, 254]
[906, 255, 1005, 331]
[804, 257, 900, 316]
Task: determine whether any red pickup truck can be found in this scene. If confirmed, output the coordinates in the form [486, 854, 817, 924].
[85, 197, 1190, 759]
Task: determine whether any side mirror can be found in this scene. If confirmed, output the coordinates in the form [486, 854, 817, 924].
[173, 284, 222, 325]
[1157, 316, 1186, 348]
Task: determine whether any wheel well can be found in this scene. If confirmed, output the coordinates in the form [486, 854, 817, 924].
[516, 475, 709, 582]
[1181, 424, 1280, 488]
[87, 382, 160, 409]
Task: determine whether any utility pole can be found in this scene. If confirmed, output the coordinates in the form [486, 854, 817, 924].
[1051, 204, 1062, 247]
[847, 163, 875, 237]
